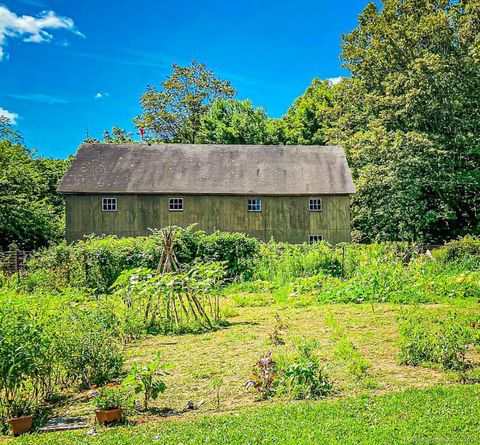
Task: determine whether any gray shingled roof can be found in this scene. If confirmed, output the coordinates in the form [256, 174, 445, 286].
[57, 143, 355, 195]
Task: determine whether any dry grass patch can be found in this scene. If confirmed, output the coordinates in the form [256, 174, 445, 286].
[54, 300, 479, 423]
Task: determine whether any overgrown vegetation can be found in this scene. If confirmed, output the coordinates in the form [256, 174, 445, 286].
[398, 308, 480, 373]
[25, 228, 259, 293]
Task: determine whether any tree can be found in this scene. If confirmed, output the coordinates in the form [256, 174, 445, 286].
[103, 126, 135, 143]
[280, 78, 336, 145]
[0, 116, 23, 146]
[83, 125, 135, 144]
[331, 0, 480, 243]
[0, 140, 70, 250]
[197, 99, 274, 144]
[134, 61, 236, 143]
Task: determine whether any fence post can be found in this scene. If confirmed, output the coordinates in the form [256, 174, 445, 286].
[16, 250, 20, 284]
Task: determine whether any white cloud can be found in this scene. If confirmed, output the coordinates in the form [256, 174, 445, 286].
[0, 107, 19, 124]
[94, 92, 110, 100]
[0, 5, 84, 61]
[327, 76, 343, 86]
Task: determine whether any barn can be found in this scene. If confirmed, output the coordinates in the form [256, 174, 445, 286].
[57, 143, 355, 244]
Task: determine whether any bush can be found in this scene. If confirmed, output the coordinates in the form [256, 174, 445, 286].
[277, 340, 332, 400]
[26, 228, 260, 293]
[398, 309, 480, 371]
[56, 306, 124, 387]
[0, 293, 126, 431]
[435, 236, 480, 269]
[197, 231, 260, 279]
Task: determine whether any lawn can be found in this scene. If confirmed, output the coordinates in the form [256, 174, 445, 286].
[9, 385, 480, 444]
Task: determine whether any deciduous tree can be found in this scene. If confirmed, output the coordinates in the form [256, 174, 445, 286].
[134, 61, 236, 143]
[198, 99, 273, 144]
[331, 0, 480, 242]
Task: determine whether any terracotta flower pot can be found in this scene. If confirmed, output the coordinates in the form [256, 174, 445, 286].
[95, 408, 123, 425]
[9, 415, 33, 436]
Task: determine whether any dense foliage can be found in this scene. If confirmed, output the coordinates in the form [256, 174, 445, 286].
[197, 99, 274, 145]
[239, 236, 480, 305]
[26, 229, 260, 293]
[0, 292, 124, 425]
[134, 61, 236, 143]
[398, 308, 480, 371]
[330, 0, 480, 243]
[0, 139, 70, 250]
[280, 78, 335, 145]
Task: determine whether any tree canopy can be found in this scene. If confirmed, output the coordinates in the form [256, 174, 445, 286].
[197, 99, 275, 145]
[4, 1, 480, 249]
[0, 140, 70, 250]
[330, 0, 480, 243]
[280, 78, 336, 145]
[134, 61, 236, 143]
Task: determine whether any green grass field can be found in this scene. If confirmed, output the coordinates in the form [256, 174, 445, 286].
[9, 385, 480, 444]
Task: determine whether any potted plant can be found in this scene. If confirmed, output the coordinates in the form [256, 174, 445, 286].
[92, 385, 125, 425]
[7, 395, 34, 437]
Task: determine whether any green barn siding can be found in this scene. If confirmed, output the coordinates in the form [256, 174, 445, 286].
[65, 194, 351, 244]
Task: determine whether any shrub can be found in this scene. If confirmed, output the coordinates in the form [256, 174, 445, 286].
[197, 231, 260, 279]
[0, 305, 43, 425]
[0, 294, 127, 429]
[253, 241, 342, 286]
[56, 307, 125, 387]
[26, 228, 260, 293]
[436, 236, 480, 269]
[277, 340, 332, 400]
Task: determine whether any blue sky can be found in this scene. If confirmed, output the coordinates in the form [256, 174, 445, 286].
[0, 0, 368, 158]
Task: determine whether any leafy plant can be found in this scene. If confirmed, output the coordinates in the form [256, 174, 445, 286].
[245, 353, 277, 400]
[267, 313, 287, 346]
[92, 385, 126, 411]
[398, 309, 479, 371]
[122, 353, 168, 411]
[278, 340, 332, 400]
[112, 261, 226, 334]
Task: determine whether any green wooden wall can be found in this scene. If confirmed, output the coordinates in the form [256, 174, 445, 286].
[65, 194, 352, 244]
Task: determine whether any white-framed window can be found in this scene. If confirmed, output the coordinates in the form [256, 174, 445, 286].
[308, 235, 324, 244]
[169, 197, 184, 211]
[247, 198, 262, 212]
[102, 197, 117, 212]
[309, 198, 323, 212]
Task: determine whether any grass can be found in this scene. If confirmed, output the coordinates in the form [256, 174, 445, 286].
[8, 385, 480, 444]
[15, 300, 478, 426]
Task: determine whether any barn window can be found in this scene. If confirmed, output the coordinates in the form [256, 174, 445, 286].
[309, 198, 323, 212]
[102, 197, 117, 212]
[169, 197, 184, 211]
[247, 198, 262, 212]
[308, 235, 323, 244]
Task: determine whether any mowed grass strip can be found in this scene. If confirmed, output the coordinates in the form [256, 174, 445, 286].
[10, 385, 480, 445]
